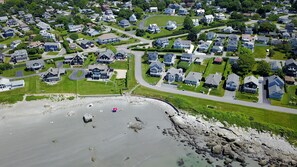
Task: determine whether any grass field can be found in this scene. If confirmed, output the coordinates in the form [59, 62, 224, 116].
[0, 36, 24, 45]
[188, 59, 210, 73]
[1, 63, 56, 77]
[25, 95, 49, 101]
[271, 85, 297, 109]
[132, 86, 297, 145]
[253, 45, 269, 58]
[271, 51, 287, 60]
[46, 51, 59, 56]
[144, 15, 185, 27]
[109, 60, 128, 69]
[203, 58, 226, 77]
[236, 91, 259, 102]
[144, 27, 183, 39]
[141, 57, 161, 85]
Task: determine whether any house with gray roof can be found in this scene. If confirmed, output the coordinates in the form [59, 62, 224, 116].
[173, 38, 191, 49]
[26, 59, 45, 71]
[226, 73, 239, 91]
[284, 58, 297, 77]
[207, 32, 216, 40]
[87, 64, 112, 80]
[155, 38, 169, 48]
[166, 21, 177, 30]
[184, 72, 202, 86]
[115, 50, 127, 60]
[42, 67, 66, 82]
[36, 21, 51, 30]
[180, 53, 193, 63]
[96, 49, 115, 64]
[243, 75, 258, 93]
[270, 61, 282, 72]
[149, 61, 165, 77]
[97, 33, 120, 44]
[204, 73, 222, 88]
[164, 8, 175, 15]
[118, 19, 130, 28]
[165, 67, 184, 83]
[267, 75, 285, 100]
[147, 24, 160, 34]
[148, 52, 158, 63]
[68, 24, 83, 32]
[163, 53, 176, 66]
[227, 38, 238, 52]
[256, 36, 269, 44]
[10, 49, 28, 63]
[129, 14, 137, 22]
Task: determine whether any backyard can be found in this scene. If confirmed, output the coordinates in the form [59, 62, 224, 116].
[141, 58, 161, 85]
[253, 45, 269, 58]
[271, 85, 297, 109]
[144, 15, 185, 27]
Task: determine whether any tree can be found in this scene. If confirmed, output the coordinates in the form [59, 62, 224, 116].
[136, 29, 145, 36]
[187, 27, 200, 41]
[234, 48, 255, 76]
[256, 60, 271, 76]
[118, 9, 133, 20]
[252, 13, 261, 20]
[69, 33, 79, 40]
[198, 32, 206, 41]
[267, 14, 279, 21]
[183, 16, 194, 30]
[177, 61, 189, 71]
[258, 21, 277, 33]
[274, 68, 285, 78]
[133, 7, 143, 19]
[230, 12, 244, 20]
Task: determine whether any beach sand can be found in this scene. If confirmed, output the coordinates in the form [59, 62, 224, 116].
[0, 96, 210, 167]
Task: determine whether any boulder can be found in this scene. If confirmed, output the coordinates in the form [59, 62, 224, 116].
[236, 156, 245, 163]
[212, 145, 222, 154]
[259, 159, 268, 166]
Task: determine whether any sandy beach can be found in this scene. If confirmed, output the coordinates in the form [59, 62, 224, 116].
[0, 96, 210, 167]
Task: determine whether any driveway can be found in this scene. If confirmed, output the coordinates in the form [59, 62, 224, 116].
[69, 70, 87, 81]
[224, 90, 236, 100]
[258, 77, 264, 103]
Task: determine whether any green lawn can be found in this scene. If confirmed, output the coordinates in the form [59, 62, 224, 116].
[132, 86, 297, 145]
[109, 60, 128, 69]
[83, 54, 96, 68]
[144, 27, 183, 39]
[271, 51, 287, 60]
[25, 95, 49, 101]
[188, 59, 210, 73]
[46, 51, 59, 56]
[271, 85, 297, 109]
[236, 91, 259, 102]
[0, 36, 24, 45]
[209, 82, 225, 97]
[142, 59, 161, 85]
[203, 58, 226, 78]
[1, 63, 56, 77]
[178, 82, 208, 94]
[144, 15, 185, 27]
[253, 45, 269, 58]
[127, 56, 137, 90]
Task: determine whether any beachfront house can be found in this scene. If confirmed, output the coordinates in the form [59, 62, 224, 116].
[163, 53, 176, 66]
[87, 64, 113, 80]
[243, 75, 258, 93]
[149, 61, 165, 77]
[26, 59, 45, 71]
[96, 49, 115, 64]
[226, 73, 240, 91]
[165, 67, 184, 83]
[97, 33, 120, 44]
[0, 78, 25, 92]
[42, 67, 66, 82]
[204, 73, 222, 88]
[184, 72, 202, 86]
[267, 75, 285, 100]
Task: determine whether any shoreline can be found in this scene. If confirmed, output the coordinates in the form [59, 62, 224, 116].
[0, 96, 296, 166]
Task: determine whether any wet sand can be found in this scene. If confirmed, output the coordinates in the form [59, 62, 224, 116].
[0, 97, 210, 167]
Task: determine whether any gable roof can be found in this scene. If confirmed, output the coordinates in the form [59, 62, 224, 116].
[268, 75, 284, 87]
[226, 73, 239, 85]
[244, 75, 258, 85]
[150, 61, 164, 69]
[185, 72, 202, 82]
[285, 58, 297, 66]
[205, 74, 222, 85]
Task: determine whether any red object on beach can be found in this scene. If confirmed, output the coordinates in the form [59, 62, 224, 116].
[112, 108, 118, 112]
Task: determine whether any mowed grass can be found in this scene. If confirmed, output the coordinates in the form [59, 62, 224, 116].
[253, 45, 269, 58]
[271, 85, 297, 109]
[144, 27, 183, 39]
[188, 59, 210, 73]
[271, 51, 287, 60]
[144, 15, 185, 27]
[203, 58, 226, 77]
[132, 86, 297, 145]
[109, 60, 128, 69]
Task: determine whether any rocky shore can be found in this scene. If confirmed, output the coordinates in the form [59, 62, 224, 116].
[162, 109, 297, 167]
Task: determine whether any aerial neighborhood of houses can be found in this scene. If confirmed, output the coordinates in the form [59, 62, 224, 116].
[0, 0, 296, 109]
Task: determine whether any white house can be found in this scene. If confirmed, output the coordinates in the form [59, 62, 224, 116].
[215, 13, 225, 20]
[149, 7, 158, 12]
[0, 78, 25, 92]
[196, 9, 205, 15]
[203, 15, 214, 24]
[166, 21, 177, 30]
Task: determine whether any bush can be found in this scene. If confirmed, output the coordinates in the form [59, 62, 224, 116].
[177, 61, 190, 71]
[136, 29, 145, 36]
[124, 27, 131, 31]
[69, 33, 79, 40]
